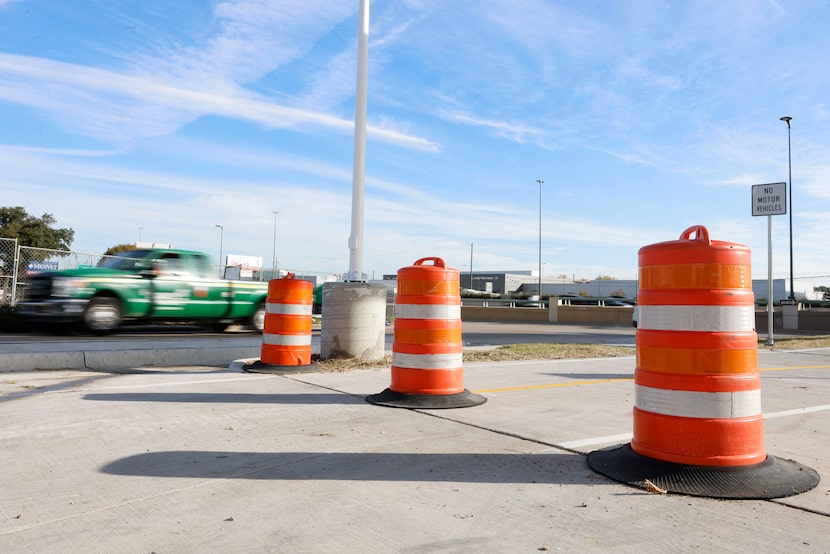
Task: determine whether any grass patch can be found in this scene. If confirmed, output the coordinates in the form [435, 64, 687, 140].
[758, 335, 830, 349]
[313, 354, 392, 372]
[314, 342, 631, 372]
[462, 343, 632, 362]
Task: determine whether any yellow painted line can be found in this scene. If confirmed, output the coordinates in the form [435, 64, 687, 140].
[473, 378, 631, 394]
[473, 364, 830, 394]
[760, 364, 830, 372]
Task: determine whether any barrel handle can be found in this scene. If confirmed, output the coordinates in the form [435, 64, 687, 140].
[413, 257, 446, 268]
[678, 225, 710, 244]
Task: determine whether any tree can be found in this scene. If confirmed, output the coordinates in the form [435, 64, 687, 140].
[0, 207, 74, 250]
[103, 243, 138, 256]
[0, 207, 75, 276]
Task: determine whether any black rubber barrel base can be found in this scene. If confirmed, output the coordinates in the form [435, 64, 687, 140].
[587, 443, 820, 499]
[244, 360, 319, 374]
[366, 388, 487, 409]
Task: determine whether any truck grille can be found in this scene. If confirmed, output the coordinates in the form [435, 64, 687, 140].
[24, 275, 53, 301]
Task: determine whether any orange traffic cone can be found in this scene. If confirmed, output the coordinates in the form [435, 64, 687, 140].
[246, 274, 317, 374]
[588, 226, 819, 498]
[367, 257, 485, 408]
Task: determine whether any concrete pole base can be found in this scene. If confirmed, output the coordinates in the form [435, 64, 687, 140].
[320, 282, 387, 361]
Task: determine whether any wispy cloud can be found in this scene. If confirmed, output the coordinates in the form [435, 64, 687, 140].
[0, 53, 439, 151]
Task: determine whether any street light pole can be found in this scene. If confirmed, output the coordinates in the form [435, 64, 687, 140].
[536, 179, 543, 296]
[780, 116, 794, 299]
[469, 242, 474, 289]
[215, 224, 224, 278]
[138, 226, 143, 243]
[272, 210, 279, 279]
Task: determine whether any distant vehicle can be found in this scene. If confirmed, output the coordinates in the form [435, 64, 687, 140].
[17, 249, 268, 334]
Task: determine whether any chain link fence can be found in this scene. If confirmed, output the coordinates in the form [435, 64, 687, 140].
[0, 238, 18, 304]
[11, 246, 105, 304]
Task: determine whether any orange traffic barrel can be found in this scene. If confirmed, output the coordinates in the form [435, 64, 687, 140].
[588, 225, 818, 499]
[246, 274, 316, 374]
[367, 257, 485, 409]
[635, 224, 762, 466]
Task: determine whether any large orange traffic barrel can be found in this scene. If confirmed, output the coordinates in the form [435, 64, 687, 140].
[367, 257, 485, 409]
[246, 274, 317, 374]
[588, 225, 818, 499]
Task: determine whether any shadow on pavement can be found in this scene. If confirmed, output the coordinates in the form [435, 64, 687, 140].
[1, 373, 117, 403]
[101, 450, 607, 486]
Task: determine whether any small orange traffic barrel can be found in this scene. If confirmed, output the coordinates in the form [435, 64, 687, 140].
[246, 274, 317, 374]
[367, 257, 485, 409]
[588, 225, 818, 499]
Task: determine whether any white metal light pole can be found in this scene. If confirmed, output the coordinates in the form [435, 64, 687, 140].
[780, 116, 794, 299]
[346, 0, 370, 282]
[469, 242, 474, 289]
[138, 226, 143, 243]
[320, 0, 385, 362]
[272, 210, 279, 278]
[215, 224, 224, 277]
[537, 179, 543, 295]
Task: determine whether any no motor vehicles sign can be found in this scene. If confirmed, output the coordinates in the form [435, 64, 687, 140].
[752, 182, 787, 216]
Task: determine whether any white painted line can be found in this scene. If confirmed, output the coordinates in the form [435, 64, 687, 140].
[763, 404, 830, 420]
[559, 403, 830, 450]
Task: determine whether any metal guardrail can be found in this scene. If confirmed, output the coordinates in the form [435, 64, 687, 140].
[461, 298, 548, 308]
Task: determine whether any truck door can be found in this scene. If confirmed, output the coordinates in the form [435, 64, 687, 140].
[149, 253, 194, 318]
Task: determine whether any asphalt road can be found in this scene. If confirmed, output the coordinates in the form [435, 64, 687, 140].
[0, 321, 638, 372]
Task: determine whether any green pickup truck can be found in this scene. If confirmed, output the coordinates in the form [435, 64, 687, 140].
[17, 249, 269, 334]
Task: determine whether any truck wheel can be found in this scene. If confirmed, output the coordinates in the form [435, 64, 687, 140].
[83, 296, 122, 334]
[249, 302, 266, 333]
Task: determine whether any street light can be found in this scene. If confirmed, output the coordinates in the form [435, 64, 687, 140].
[215, 224, 224, 278]
[536, 179, 543, 296]
[272, 210, 279, 279]
[469, 242, 474, 289]
[780, 116, 794, 299]
[138, 226, 143, 243]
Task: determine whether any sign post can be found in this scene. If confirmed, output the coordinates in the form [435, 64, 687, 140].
[752, 182, 787, 345]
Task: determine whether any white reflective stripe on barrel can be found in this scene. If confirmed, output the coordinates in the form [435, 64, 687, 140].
[638, 305, 755, 332]
[266, 303, 313, 316]
[635, 384, 762, 419]
[392, 352, 463, 370]
[262, 333, 313, 346]
[395, 304, 461, 320]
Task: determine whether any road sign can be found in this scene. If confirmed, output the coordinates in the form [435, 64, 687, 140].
[752, 182, 787, 216]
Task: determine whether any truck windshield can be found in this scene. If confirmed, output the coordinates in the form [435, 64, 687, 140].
[97, 250, 154, 270]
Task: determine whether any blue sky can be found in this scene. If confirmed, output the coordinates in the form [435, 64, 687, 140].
[1, 0, 828, 293]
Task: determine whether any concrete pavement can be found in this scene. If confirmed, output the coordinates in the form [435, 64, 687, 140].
[1, 347, 829, 552]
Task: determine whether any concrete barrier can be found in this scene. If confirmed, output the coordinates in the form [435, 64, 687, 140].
[461, 304, 634, 325]
[463, 304, 830, 331]
[461, 306, 550, 323]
